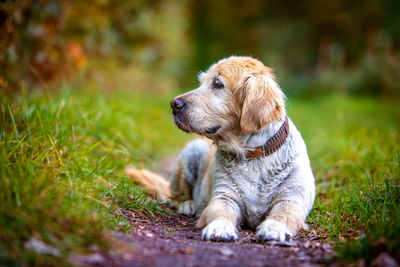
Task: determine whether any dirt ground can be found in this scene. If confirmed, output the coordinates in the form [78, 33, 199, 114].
[72, 209, 335, 267]
[72, 160, 334, 266]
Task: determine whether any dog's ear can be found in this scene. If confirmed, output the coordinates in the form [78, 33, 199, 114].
[239, 74, 285, 134]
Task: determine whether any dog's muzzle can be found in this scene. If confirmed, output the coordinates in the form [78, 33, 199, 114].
[170, 97, 186, 115]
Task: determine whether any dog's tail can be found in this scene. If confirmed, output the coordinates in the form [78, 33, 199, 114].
[125, 166, 171, 200]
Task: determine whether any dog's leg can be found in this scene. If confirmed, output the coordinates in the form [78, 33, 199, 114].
[256, 202, 306, 241]
[257, 162, 315, 241]
[197, 198, 240, 241]
[171, 139, 213, 216]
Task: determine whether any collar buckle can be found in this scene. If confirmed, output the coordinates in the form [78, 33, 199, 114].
[261, 145, 266, 157]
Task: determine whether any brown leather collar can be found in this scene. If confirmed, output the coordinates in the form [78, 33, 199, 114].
[245, 115, 289, 159]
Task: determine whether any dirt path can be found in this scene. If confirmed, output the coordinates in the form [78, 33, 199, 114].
[73, 210, 334, 267]
[73, 162, 334, 266]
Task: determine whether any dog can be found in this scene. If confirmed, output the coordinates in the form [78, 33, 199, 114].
[126, 56, 315, 242]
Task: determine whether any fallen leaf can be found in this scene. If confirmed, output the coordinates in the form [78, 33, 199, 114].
[186, 247, 195, 254]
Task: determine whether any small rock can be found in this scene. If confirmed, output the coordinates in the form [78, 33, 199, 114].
[69, 253, 104, 265]
[371, 252, 398, 267]
[268, 240, 298, 247]
[88, 244, 101, 253]
[24, 237, 60, 257]
[219, 247, 234, 257]
[322, 243, 333, 253]
[145, 232, 154, 237]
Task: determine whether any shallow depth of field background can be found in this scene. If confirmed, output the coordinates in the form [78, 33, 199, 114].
[2, 0, 400, 96]
[0, 0, 399, 265]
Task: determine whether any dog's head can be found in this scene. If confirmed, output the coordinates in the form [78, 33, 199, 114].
[171, 56, 285, 138]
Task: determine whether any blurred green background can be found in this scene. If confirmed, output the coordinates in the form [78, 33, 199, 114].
[1, 0, 400, 97]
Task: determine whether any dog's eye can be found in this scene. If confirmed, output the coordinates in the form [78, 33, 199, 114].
[213, 79, 224, 89]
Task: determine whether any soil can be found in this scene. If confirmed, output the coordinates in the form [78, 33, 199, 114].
[72, 209, 335, 267]
[71, 158, 334, 266]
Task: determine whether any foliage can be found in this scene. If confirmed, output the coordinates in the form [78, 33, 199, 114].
[1, 0, 400, 96]
[290, 95, 400, 263]
[0, 85, 190, 265]
[337, 176, 400, 263]
[0, 0, 82, 85]
[0, 0, 190, 89]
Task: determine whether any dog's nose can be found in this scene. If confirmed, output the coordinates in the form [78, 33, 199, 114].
[170, 98, 186, 112]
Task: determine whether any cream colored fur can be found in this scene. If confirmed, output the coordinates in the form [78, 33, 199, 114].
[125, 167, 171, 200]
[126, 56, 315, 242]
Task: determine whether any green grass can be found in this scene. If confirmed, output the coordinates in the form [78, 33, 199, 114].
[0, 85, 191, 265]
[287, 95, 400, 263]
[1, 85, 399, 265]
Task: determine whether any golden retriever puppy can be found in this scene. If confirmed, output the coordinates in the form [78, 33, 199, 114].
[127, 56, 315, 242]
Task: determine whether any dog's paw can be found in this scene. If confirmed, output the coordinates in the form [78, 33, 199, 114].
[177, 200, 196, 216]
[256, 219, 293, 241]
[201, 220, 238, 241]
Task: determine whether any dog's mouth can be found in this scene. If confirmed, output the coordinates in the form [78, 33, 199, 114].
[173, 115, 220, 136]
[173, 117, 191, 133]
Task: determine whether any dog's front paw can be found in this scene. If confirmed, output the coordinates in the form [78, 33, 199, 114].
[256, 219, 293, 241]
[201, 220, 238, 241]
[177, 200, 196, 216]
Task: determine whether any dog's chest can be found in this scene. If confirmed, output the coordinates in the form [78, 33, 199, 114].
[216, 138, 297, 228]
[230, 160, 293, 228]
